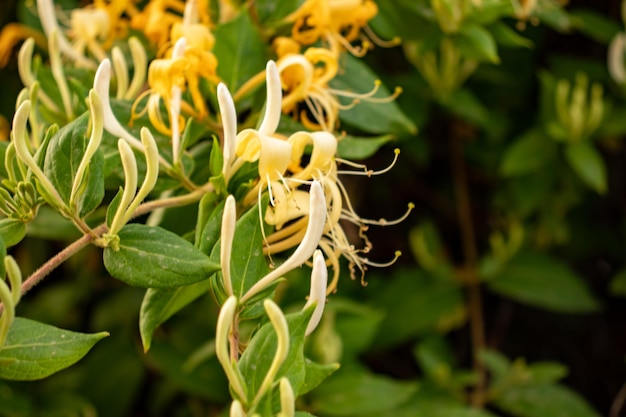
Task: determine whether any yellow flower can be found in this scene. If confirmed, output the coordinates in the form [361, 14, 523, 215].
[220, 61, 411, 293]
[285, 0, 380, 56]
[272, 43, 401, 131]
[0, 23, 47, 68]
[131, 53, 188, 135]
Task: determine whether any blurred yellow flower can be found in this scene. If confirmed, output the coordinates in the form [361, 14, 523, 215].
[286, 0, 379, 55]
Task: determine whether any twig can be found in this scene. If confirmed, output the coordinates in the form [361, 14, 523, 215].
[451, 135, 486, 408]
[0, 185, 212, 315]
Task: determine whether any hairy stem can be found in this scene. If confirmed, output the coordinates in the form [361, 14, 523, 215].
[451, 135, 486, 408]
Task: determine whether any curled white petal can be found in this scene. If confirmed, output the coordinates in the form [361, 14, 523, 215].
[215, 296, 248, 402]
[258, 60, 282, 136]
[218, 83, 237, 180]
[279, 377, 295, 417]
[94, 59, 144, 150]
[221, 195, 237, 296]
[304, 249, 328, 336]
[253, 299, 290, 404]
[241, 180, 327, 304]
[36, 0, 96, 69]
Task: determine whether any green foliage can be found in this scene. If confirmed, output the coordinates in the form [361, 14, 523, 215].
[0, 0, 623, 416]
[0, 318, 108, 380]
[103, 224, 220, 288]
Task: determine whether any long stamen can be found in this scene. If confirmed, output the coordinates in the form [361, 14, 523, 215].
[336, 148, 401, 177]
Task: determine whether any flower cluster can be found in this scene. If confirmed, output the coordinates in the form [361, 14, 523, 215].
[0, 0, 412, 414]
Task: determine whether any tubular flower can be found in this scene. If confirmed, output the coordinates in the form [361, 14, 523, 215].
[129, 0, 187, 48]
[222, 61, 411, 294]
[285, 0, 382, 56]
[274, 43, 401, 131]
[131, 54, 188, 135]
[264, 131, 411, 293]
[131, 0, 219, 135]
[0, 23, 47, 68]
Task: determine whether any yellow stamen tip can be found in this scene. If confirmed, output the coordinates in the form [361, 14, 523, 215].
[408, 202, 415, 210]
[374, 79, 382, 87]
[394, 148, 400, 155]
[394, 250, 402, 257]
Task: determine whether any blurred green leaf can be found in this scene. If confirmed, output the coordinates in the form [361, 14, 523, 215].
[139, 281, 211, 352]
[0, 318, 108, 381]
[609, 268, 626, 297]
[372, 269, 464, 349]
[456, 24, 500, 64]
[492, 383, 602, 417]
[489, 21, 533, 48]
[331, 54, 417, 136]
[311, 368, 417, 416]
[103, 224, 220, 288]
[253, 0, 306, 26]
[564, 141, 607, 194]
[487, 251, 600, 313]
[337, 135, 395, 160]
[147, 341, 230, 402]
[501, 129, 558, 176]
[438, 88, 490, 128]
[0, 218, 25, 248]
[330, 298, 385, 357]
[569, 9, 621, 44]
[213, 11, 267, 91]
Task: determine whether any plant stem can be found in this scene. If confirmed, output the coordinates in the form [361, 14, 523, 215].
[230, 313, 240, 361]
[0, 185, 213, 314]
[451, 135, 486, 408]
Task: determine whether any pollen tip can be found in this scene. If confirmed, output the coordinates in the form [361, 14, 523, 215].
[374, 79, 382, 86]
[408, 202, 415, 209]
[395, 250, 402, 257]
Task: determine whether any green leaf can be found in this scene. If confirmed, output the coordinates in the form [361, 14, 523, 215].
[501, 129, 558, 176]
[300, 359, 340, 395]
[311, 368, 418, 416]
[487, 252, 600, 313]
[569, 8, 621, 44]
[456, 23, 500, 64]
[139, 281, 211, 352]
[489, 21, 533, 48]
[0, 218, 25, 248]
[492, 383, 602, 417]
[385, 389, 499, 417]
[564, 141, 607, 194]
[253, 0, 306, 26]
[0, 318, 108, 381]
[330, 54, 417, 136]
[609, 268, 626, 298]
[438, 88, 490, 128]
[213, 11, 267, 91]
[336, 135, 395, 160]
[196, 193, 223, 251]
[43, 112, 105, 217]
[103, 224, 220, 288]
[371, 269, 464, 349]
[147, 341, 230, 402]
[329, 298, 385, 357]
[239, 307, 314, 400]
